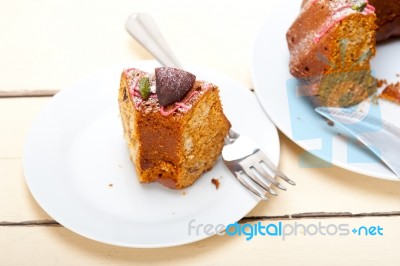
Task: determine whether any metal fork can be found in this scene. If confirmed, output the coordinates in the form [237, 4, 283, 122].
[125, 13, 295, 199]
[223, 130, 295, 200]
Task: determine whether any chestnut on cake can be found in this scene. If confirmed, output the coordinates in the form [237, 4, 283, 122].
[118, 67, 231, 189]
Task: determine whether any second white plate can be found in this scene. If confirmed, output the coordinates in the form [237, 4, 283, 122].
[252, 0, 400, 181]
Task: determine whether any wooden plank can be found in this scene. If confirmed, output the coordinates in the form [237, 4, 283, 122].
[2, 97, 400, 222]
[0, 98, 50, 158]
[2, 0, 399, 263]
[0, 217, 399, 265]
[0, 0, 279, 92]
[0, 159, 52, 221]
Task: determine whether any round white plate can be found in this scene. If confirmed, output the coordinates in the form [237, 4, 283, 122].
[252, 0, 400, 181]
[23, 60, 280, 248]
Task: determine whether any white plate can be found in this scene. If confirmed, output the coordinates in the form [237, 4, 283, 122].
[252, 0, 400, 181]
[23, 60, 280, 248]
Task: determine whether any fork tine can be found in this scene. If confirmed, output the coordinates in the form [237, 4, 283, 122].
[245, 166, 278, 196]
[222, 130, 294, 200]
[235, 171, 269, 200]
[252, 163, 287, 191]
[260, 156, 296, 186]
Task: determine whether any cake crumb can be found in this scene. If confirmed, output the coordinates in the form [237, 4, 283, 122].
[211, 178, 220, 190]
[380, 82, 400, 104]
[108, 183, 113, 187]
[376, 79, 388, 88]
[327, 120, 334, 126]
[181, 191, 186, 196]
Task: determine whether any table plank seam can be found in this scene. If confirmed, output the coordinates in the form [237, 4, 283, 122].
[240, 211, 400, 223]
[0, 220, 61, 227]
[2, 211, 399, 227]
[0, 90, 58, 98]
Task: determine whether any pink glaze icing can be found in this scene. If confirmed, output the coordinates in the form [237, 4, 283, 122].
[313, 1, 375, 43]
[124, 68, 204, 116]
[159, 91, 199, 116]
[159, 105, 179, 116]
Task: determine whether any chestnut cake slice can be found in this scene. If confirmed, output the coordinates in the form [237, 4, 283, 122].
[118, 67, 231, 189]
[287, 0, 378, 107]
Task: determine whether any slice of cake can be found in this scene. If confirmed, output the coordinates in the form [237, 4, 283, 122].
[118, 67, 231, 189]
[288, 0, 400, 107]
[287, 0, 378, 107]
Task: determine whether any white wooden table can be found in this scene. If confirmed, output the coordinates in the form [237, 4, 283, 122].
[1, 0, 400, 265]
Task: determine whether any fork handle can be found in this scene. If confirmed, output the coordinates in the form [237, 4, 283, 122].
[125, 13, 182, 68]
[224, 129, 240, 145]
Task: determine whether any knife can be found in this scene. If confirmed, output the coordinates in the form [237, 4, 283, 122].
[315, 107, 400, 178]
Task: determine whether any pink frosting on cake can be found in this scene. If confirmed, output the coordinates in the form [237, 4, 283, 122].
[123, 68, 212, 116]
